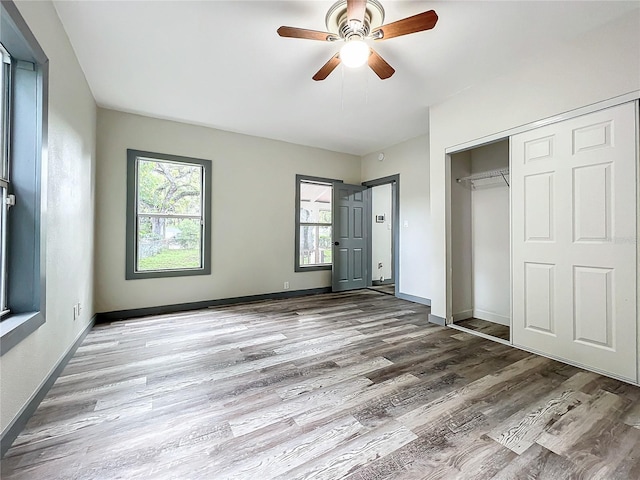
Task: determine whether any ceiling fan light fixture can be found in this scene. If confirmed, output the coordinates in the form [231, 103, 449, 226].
[279, 1, 437, 81]
[339, 39, 369, 68]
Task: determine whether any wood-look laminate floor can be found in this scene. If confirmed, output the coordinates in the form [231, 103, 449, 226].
[368, 285, 395, 296]
[454, 318, 510, 342]
[3, 290, 640, 479]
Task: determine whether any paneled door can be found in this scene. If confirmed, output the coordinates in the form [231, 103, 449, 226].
[511, 102, 637, 381]
[332, 183, 368, 292]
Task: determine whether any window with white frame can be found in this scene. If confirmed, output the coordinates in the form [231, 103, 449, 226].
[126, 149, 212, 280]
[295, 175, 335, 271]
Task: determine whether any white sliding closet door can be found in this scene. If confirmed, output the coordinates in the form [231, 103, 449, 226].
[511, 102, 637, 382]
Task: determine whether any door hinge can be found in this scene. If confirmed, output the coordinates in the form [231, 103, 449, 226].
[5, 194, 15, 208]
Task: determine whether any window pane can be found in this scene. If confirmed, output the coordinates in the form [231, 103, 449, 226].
[0, 45, 8, 313]
[0, 46, 7, 182]
[300, 181, 331, 224]
[0, 186, 6, 312]
[299, 225, 332, 266]
[137, 216, 202, 271]
[137, 159, 202, 215]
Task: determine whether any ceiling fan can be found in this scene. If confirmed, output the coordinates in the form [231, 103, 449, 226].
[277, 0, 438, 81]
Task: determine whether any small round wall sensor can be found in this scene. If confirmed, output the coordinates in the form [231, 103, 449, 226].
[378, 153, 385, 161]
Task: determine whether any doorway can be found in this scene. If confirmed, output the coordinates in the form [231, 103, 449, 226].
[330, 175, 399, 295]
[449, 140, 511, 342]
[363, 175, 399, 297]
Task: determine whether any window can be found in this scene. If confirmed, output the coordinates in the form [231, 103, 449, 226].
[0, 0, 48, 356]
[126, 149, 212, 279]
[295, 175, 336, 271]
[0, 44, 10, 316]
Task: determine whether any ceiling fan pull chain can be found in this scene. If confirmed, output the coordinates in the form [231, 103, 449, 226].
[365, 64, 369, 105]
[341, 63, 345, 111]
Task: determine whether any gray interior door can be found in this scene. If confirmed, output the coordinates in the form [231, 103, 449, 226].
[332, 183, 368, 292]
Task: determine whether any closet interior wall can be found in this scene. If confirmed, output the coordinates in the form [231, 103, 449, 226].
[451, 140, 510, 327]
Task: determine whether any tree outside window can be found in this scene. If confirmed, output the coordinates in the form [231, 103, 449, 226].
[296, 177, 333, 270]
[126, 150, 211, 279]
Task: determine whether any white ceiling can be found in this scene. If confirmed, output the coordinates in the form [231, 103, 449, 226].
[52, 1, 639, 155]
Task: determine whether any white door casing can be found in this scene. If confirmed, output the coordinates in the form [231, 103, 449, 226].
[511, 102, 637, 382]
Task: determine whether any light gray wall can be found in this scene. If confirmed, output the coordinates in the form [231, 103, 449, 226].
[471, 142, 510, 325]
[450, 151, 472, 319]
[0, 1, 96, 434]
[371, 183, 392, 282]
[95, 108, 361, 313]
[361, 134, 430, 300]
[430, 12, 640, 321]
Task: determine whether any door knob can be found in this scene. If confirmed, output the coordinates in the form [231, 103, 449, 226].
[334, 241, 340, 246]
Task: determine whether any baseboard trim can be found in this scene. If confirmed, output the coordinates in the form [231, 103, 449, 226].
[372, 280, 394, 286]
[1, 315, 96, 458]
[428, 314, 446, 326]
[396, 293, 431, 306]
[452, 310, 473, 322]
[473, 309, 510, 326]
[96, 287, 332, 323]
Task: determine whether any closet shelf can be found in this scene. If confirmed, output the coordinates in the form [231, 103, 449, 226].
[457, 168, 510, 189]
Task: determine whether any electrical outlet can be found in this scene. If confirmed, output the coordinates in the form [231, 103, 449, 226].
[284, 281, 290, 290]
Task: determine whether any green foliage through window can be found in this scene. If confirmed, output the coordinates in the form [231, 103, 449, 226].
[127, 150, 211, 278]
[297, 178, 333, 268]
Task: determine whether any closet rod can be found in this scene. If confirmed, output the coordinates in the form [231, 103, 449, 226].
[456, 167, 510, 187]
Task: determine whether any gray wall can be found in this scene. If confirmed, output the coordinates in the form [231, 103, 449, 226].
[361, 134, 430, 301]
[0, 1, 97, 434]
[95, 109, 361, 313]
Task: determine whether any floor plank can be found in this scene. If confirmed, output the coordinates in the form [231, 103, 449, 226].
[455, 317, 510, 341]
[2, 289, 639, 479]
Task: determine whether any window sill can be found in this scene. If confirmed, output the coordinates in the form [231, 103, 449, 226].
[295, 265, 332, 272]
[0, 311, 44, 356]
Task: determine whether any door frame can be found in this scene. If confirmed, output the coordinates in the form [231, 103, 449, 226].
[362, 175, 400, 296]
[445, 141, 511, 330]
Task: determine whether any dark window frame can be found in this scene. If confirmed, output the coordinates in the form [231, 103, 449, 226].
[0, 0, 49, 356]
[294, 174, 340, 272]
[126, 149, 212, 280]
[1, 43, 10, 316]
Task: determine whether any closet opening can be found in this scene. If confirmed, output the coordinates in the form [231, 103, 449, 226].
[449, 139, 510, 342]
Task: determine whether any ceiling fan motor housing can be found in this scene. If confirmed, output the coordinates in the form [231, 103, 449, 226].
[325, 0, 385, 40]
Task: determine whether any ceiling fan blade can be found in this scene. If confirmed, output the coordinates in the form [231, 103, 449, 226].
[277, 26, 338, 42]
[313, 53, 341, 81]
[372, 10, 438, 40]
[368, 48, 395, 79]
[347, 0, 367, 24]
